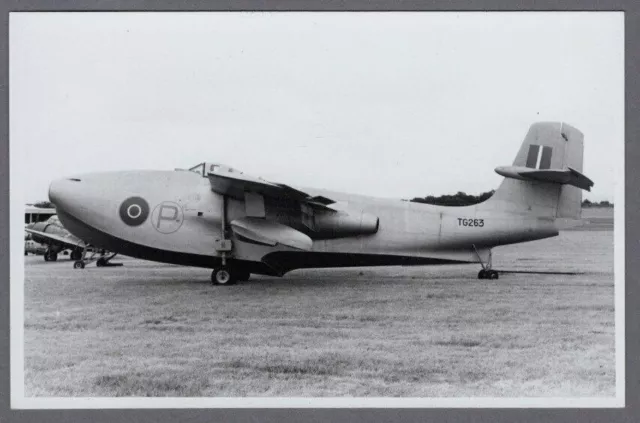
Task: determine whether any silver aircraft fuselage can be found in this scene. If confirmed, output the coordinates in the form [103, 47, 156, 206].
[49, 169, 558, 276]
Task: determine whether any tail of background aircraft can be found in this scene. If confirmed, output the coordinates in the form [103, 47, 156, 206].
[478, 122, 592, 219]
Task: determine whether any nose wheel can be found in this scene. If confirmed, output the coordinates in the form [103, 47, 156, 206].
[72, 247, 121, 269]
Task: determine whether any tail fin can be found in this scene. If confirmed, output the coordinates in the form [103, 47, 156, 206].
[479, 122, 591, 219]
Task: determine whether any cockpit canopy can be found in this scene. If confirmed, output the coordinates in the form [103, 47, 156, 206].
[185, 162, 241, 177]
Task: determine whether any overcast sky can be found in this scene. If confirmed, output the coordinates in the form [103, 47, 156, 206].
[11, 12, 623, 203]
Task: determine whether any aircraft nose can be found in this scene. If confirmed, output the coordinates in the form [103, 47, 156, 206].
[48, 177, 84, 215]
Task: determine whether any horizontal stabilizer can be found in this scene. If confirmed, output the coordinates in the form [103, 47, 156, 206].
[494, 165, 594, 191]
[230, 217, 313, 251]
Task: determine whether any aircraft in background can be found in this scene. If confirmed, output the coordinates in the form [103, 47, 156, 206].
[25, 216, 118, 267]
[25, 215, 84, 261]
[24, 238, 47, 256]
[48, 122, 593, 285]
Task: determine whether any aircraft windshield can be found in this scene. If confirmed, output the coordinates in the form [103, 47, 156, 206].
[186, 162, 238, 177]
[188, 163, 206, 176]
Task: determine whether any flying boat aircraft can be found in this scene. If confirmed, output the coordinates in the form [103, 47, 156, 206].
[48, 122, 593, 284]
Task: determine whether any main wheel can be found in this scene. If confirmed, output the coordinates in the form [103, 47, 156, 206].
[478, 269, 487, 280]
[44, 252, 50, 262]
[211, 267, 237, 285]
[70, 250, 82, 261]
[96, 258, 106, 267]
[73, 261, 85, 269]
[49, 252, 58, 262]
[488, 270, 499, 280]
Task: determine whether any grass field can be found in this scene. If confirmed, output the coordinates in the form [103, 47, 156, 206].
[23, 208, 616, 397]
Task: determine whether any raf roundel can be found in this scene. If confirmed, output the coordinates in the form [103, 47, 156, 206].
[119, 197, 150, 226]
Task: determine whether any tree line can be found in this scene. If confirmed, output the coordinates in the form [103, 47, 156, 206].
[581, 199, 613, 207]
[409, 190, 495, 207]
[409, 191, 613, 207]
[31, 201, 55, 208]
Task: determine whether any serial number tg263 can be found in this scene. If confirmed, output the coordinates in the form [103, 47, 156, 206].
[458, 218, 485, 227]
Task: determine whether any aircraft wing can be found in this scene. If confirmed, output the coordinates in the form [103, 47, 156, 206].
[24, 228, 85, 249]
[207, 166, 337, 212]
[206, 164, 379, 238]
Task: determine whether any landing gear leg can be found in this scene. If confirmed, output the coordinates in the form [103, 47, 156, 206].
[73, 245, 91, 269]
[211, 194, 237, 285]
[473, 245, 499, 280]
[44, 249, 58, 262]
